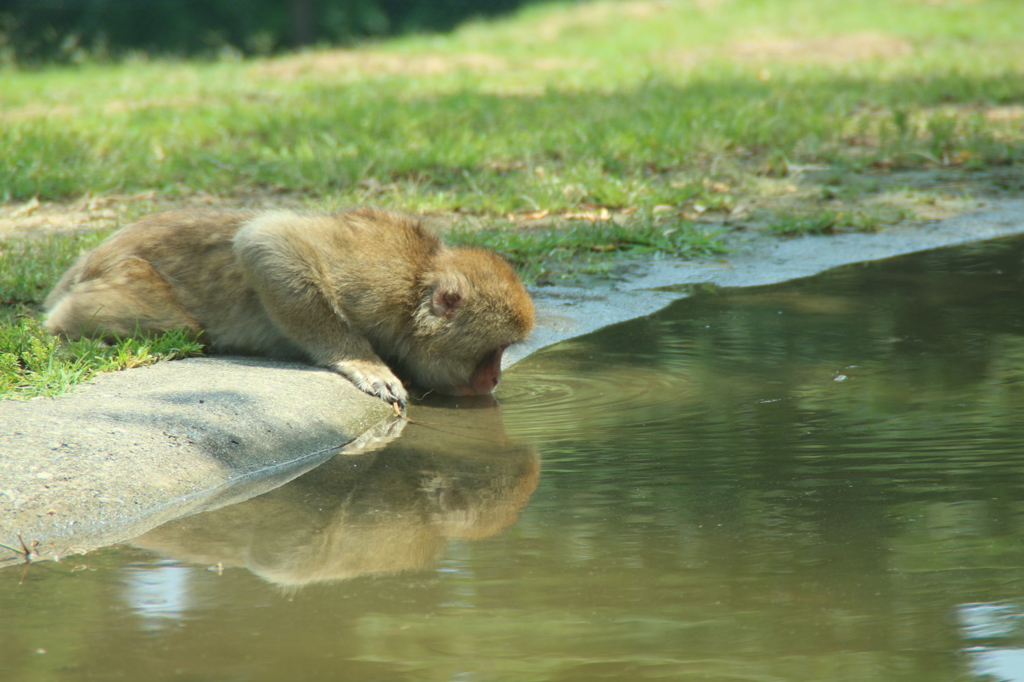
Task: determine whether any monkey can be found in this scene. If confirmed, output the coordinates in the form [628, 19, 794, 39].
[44, 207, 535, 408]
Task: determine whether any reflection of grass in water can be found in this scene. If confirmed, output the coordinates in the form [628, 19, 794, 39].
[353, 611, 690, 678]
[351, 607, 865, 680]
[487, 239, 1024, 680]
[507, 235, 1024, 452]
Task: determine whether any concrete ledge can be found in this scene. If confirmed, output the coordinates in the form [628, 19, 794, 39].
[0, 356, 400, 566]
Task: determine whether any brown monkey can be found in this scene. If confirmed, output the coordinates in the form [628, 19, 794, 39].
[44, 208, 535, 407]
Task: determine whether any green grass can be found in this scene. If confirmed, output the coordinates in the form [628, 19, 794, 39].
[762, 205, 908, 236]
[0, 316, 203, 398]
[0, 231, 204, 398]
[0, 231, 111, 307]
[3, 0, 1022, 209]
[449, 216, 727, 283]
[2, 0, 1023, 395]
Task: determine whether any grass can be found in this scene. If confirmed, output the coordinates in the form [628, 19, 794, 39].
[2, 0, 1023, 396]
[0, 316, 203, 398]
[448, 215, 727, 283]
[763, 205, 908, 236]
[0, 230, 111, 308]
[0, 230, 205, 398]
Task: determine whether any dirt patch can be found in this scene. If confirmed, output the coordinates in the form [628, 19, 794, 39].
[910, 103, 1024, 129]
[1, 97, 215, 122]
[252, 49, 584, 81]
[661, 32, 914, 72]
[0, 192, 158, 237]
[728, 32, 913, 65]
[256, 50, 506, 80]
[985, 105, 1024, 123]
[532, 0, 671, 42]
[908, 0, 982, 5]
[0, 189, 310, 238]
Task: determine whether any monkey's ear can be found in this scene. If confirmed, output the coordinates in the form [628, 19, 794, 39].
[430, 274, 468, 319]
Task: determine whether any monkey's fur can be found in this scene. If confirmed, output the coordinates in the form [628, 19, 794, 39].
[44, 208, 535, 407]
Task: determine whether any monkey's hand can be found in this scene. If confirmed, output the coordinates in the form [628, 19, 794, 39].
[333, 359, 409, 409]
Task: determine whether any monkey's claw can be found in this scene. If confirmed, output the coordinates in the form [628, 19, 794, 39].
[372, 380, 408, 410]
[335, 361, 409, 410]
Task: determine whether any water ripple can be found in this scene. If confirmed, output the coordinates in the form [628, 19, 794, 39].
[500, 360, 697, 437]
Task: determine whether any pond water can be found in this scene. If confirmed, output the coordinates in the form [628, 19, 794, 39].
[6, 235, 1024, 681]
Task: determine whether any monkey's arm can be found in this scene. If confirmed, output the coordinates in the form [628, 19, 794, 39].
[233, 216, 408, 407]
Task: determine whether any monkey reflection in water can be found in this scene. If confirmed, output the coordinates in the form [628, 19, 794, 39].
[44, 208, 535, 408]
[133, 397, 539, 587]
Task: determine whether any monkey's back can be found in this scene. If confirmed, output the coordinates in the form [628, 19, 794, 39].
[44, 208, 447, 360]
[46, 209, 302, 357]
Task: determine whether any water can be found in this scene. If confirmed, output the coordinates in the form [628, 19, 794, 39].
[6, 236, 1024, 681]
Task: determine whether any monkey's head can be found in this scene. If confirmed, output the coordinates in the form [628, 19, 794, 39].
[405, 247, 534, 397]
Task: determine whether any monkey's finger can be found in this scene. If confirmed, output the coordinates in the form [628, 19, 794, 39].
[360, 376, 408, 409]
[334, 362, 408, 409]
[377, 381, 408, 411]
[386, 393, 408, 411]
[366, 384, 406, 411]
